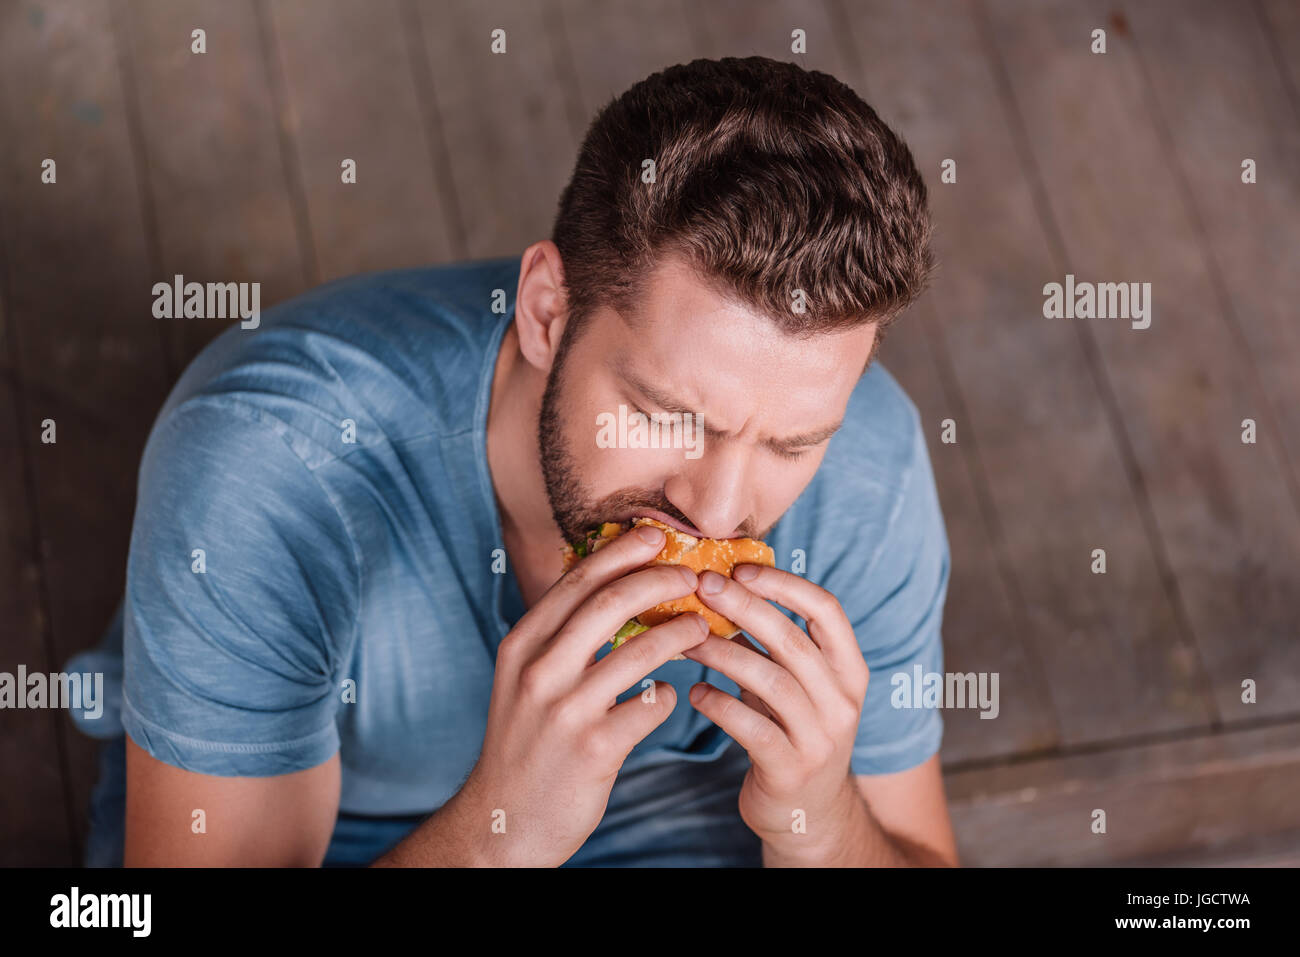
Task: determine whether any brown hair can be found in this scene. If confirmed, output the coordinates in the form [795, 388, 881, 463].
[551, 56, 934, 356]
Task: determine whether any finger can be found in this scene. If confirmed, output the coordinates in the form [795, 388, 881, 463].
[507, 523, 668, 660]
[598, 681, 680, 766]
[580, 613, 710, 707]
[727, 564, 866, 692]
[545, 564, 699, 672]
[694, 570, 838, 697]
[730, 635, 777, 722]
[682, 635, 823, 751]
[688, 682, 792, 765]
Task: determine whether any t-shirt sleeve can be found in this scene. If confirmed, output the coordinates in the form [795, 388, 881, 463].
[821, 419, 950, 776]
[121, 400, 359, 777]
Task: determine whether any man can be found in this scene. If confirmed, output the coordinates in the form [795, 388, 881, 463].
[69, 56, 957, 867]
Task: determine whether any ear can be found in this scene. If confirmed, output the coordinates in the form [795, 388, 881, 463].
[514, 241, 569, 374]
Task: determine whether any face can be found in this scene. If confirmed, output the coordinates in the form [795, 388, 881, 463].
[538, 253, 877, 545]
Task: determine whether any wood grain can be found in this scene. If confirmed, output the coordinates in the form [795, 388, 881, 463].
[1120, 0, 1300, 724]
[983, 0, 1300, 724]
[412, 0, 581, 258]
[266, 0, 456, 279]
[119, 0, 309, 370]
[947, 719, 1300, 865]
[840, 0, 1213, 747]
[0, 0, 173, 861]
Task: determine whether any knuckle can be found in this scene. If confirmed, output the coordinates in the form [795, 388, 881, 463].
[752, 720, 783, 753]
[808, 732, 836, 764]
[832, 699, 860, 733]
[806, 582, 838, 615]
[765, 666, 800, 703]
[649, 565, 690, 598]
[585, 585, 623, 620]
[849, 667, 870, 705]
[731, 583, 758, 616]
[496, 631, 529, 668]
[560, 557, 592, 592]
[517, 662, 551, 703]
[621, 631, 660, 673]
[782, 628, 816, 663]
[549, 695, 585, 735]
[810, 581, 835, 607]
[671, 612, 706, 643]
[580, 726, 612, 763]
[494, 632, 520, 665]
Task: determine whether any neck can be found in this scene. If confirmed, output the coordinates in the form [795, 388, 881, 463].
[485, 322, 565, 587]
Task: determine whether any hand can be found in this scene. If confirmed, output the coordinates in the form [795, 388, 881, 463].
[451, 523, 709, 867]
[682, 565, 870, 862]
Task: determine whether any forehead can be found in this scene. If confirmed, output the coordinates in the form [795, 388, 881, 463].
[600, 254, 875, 413]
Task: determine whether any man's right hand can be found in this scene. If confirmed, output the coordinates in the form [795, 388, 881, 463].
[376, 522, 707, 867]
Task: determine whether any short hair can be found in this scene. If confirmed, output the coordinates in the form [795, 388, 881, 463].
[551, 56, 934, 352]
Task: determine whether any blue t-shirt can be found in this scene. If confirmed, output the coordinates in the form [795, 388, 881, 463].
[73, 256, 947, 819]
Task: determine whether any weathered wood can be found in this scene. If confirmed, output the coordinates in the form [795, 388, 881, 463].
[984, 0, 1300, 723]
[119, 0, 309, 370]
[688, 0, 851, 78]
[1119, 0, 1300, 724]
[0, 0, 173, 861]
[0, 348, 75, 864]
[946, 719, 1300, 865]
[266, 0, 455, 278]
[1124, 826, 1300, 868]
[835, 1, 1213, 748]
[559, 0, 705, 119]
[1259, 0, 1300, 96]
[413, 0, 580, 258]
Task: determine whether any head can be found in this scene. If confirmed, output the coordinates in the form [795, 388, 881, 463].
[518, 56, 933, 546]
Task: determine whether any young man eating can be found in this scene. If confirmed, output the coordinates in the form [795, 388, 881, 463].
[70, 56, 957, 868]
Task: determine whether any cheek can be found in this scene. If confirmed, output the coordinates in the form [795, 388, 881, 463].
[756, 454, 826, 516]
[589, 447, 678, 492]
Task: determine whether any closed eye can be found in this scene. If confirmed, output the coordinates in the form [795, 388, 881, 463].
[772, 446, 812, 461]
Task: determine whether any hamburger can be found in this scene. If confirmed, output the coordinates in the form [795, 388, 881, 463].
[562, 517, 776, 657]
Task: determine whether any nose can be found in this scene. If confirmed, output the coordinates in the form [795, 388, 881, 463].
[666, 441, 752, 540]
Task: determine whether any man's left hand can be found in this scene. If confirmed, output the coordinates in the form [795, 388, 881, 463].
[684, 564, 871, 862]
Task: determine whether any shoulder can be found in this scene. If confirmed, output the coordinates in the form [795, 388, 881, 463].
[152, 256, 521, 469]
[822, 359, 925, 495]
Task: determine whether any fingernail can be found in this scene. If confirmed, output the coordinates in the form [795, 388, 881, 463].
[698, 570, 725, 595]
[690, 613, 708, 636]
[689, 684, 706, 705]
[636, 525, 665, 545]
[733, 564, 758, 582]
[677, 565, 698, 588]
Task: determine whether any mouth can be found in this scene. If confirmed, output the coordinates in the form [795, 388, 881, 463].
[621, 508, 707, 538]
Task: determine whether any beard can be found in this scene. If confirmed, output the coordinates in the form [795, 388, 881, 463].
[537, 336, 697, 547]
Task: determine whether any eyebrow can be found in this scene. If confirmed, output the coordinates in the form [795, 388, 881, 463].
[613, 357, 845, 451]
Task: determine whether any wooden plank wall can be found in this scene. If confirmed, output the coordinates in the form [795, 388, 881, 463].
[0, 0, 1295, 866]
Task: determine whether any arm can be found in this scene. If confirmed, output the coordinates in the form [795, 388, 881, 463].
[124, 737, 340, 867]
[119, 403, 358, 864]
